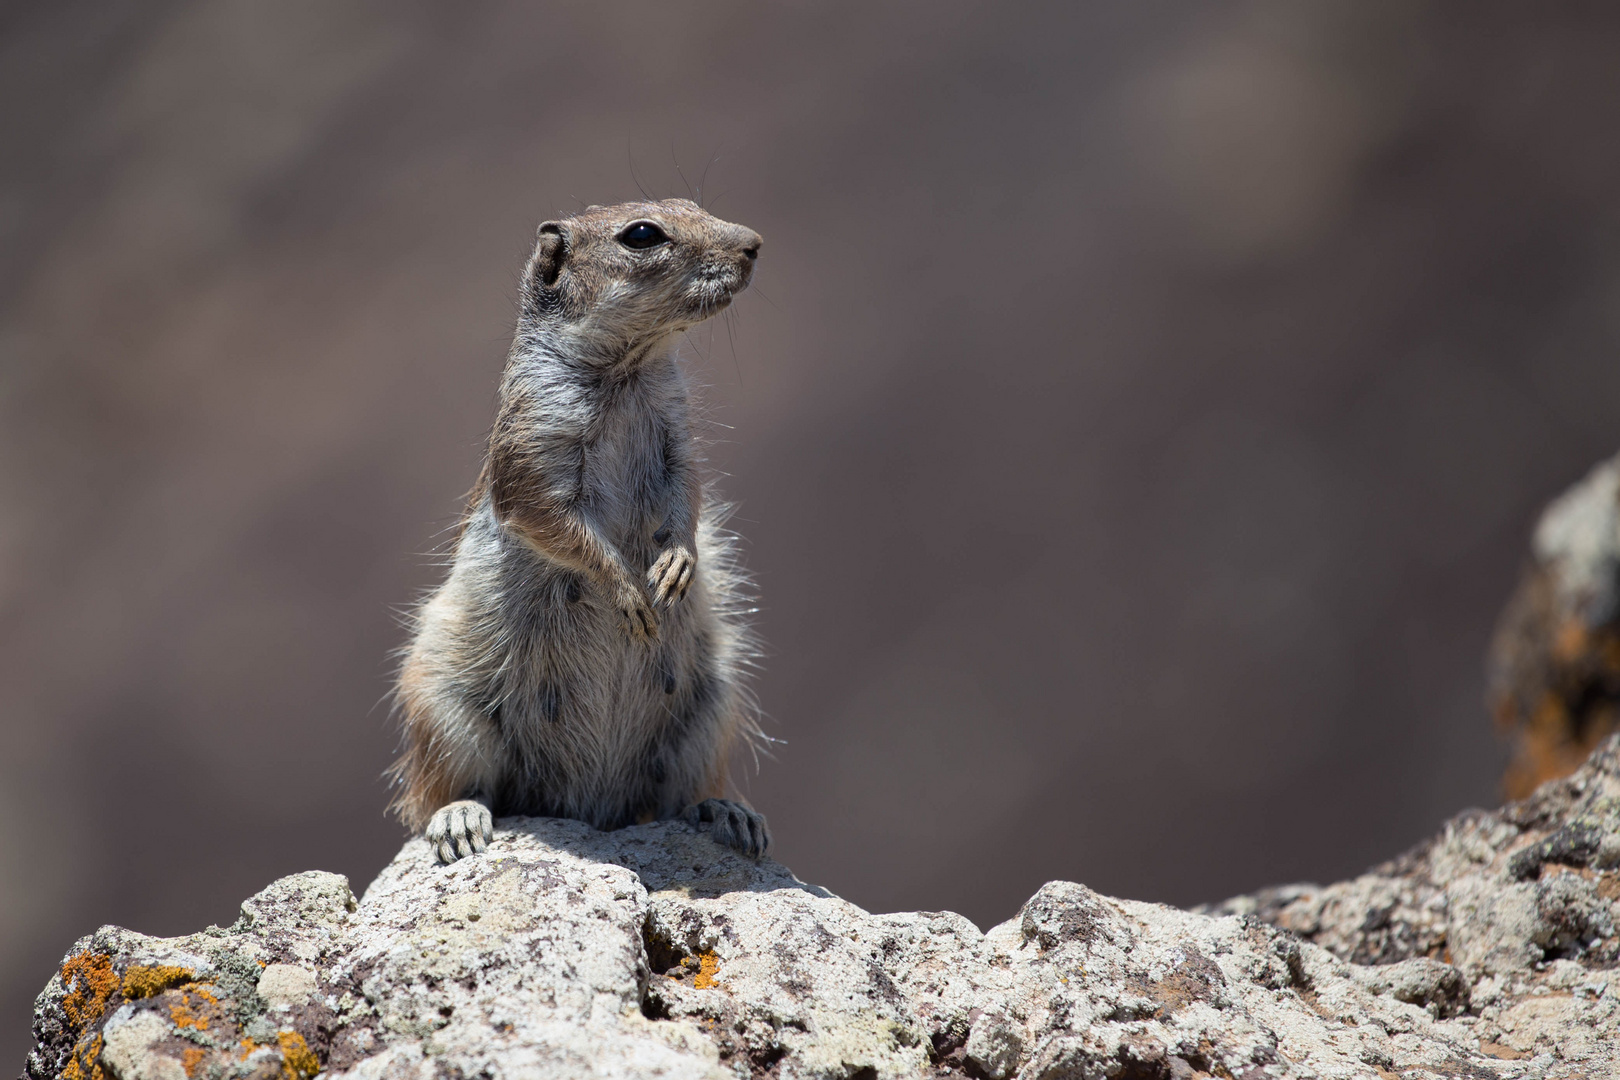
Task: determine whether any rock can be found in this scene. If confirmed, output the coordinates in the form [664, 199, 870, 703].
[25, 740, 1620, 1079]
[1204, 735, 1620, 1075]
[1350, 956, 1471, 1019]
[1490, 452, 1620, 797]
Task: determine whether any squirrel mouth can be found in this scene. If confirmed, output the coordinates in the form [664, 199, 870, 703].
[688, 275, 745, 319]
[690, 294, 735, 321]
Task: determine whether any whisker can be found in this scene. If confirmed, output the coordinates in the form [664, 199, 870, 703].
[698, 145, 722, 207]
[672, 140, 694, 201]
[747, 282, 778, 309]
[724, 308, 743, 386]
[628, 139, 652, 200]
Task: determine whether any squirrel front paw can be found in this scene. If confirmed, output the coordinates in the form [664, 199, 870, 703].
[426, 799, 493, 863]
[647, 545, 696, 607]
[614, 579, 660, 643]
[680, 798, 770, 859]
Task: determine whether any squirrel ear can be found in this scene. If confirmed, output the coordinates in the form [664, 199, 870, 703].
[533, 222, 566, 288]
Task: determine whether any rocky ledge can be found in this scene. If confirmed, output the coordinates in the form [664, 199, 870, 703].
[24, 738, 1620, 1080]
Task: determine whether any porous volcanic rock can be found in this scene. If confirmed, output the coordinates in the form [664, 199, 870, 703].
[25, 741, 1620, 1080]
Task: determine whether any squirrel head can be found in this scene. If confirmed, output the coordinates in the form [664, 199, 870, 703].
[520, 199, 761, 358]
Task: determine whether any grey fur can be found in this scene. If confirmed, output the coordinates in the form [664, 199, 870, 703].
[390, 199, 768, 862]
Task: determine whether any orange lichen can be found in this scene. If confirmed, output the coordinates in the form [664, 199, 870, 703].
[121, 965, 195, 1000]
[60, 954, 119, 1030]
[239, 1038, 259, 1059]
[1552, 621, 1589, 663]
[1500, 690, 1619, 799]
[1490, 567, 1620, 798]
[692, 951, 721, 990]
[61, 1033, 105, 1080]
[277, 1031, 320, 1080]
[181, 1047, 206, 1077]
[168, 985, 222, 1032]
[170, 1001, 204, 1031]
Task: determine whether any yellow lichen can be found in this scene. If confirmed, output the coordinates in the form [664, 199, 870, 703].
[692, 951, 721, 990]
[60, 954, 118, 1030]
[239, 1038, 258, 1059]
[121, 966, 195, 1000]
[181, 1047, 206, 1077]
[277, 1031, 320, 1080]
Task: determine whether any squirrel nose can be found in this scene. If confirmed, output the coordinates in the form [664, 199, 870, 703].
[736, 228, 762, 260]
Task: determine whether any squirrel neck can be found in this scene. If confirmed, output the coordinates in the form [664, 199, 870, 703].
[516, 321, 676, 380]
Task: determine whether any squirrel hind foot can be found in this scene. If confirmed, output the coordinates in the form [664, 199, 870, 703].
[679, 798, 770, 859]
[427, 799, 494, 864]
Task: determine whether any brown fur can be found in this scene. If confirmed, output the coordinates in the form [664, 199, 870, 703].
[388, 199, 769, 860]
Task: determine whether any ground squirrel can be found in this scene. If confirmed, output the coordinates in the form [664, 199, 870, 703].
[389, 198, 769, 863]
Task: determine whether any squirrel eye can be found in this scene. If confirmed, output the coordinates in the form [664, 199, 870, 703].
[618, 221, 669, 250]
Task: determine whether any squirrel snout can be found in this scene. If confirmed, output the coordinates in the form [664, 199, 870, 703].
[731, 227, 762, 261]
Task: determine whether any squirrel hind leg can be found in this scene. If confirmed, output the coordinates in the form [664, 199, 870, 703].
[678, 798, 770, 859]
[426, 798, 494, 864]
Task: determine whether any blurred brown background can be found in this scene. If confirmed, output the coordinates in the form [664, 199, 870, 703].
[6, 0, 1620, 1066]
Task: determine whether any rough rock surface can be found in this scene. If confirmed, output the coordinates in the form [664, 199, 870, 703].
[1490, 452, 1620, 797]
[25, 741, 1620, 1080]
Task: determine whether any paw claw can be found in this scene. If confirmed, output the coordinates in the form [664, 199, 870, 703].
[616, 581, 660, 643]
[678, 798, 770, 859]
[427, 800, 493, 864]
[648, 546, 696, 609]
